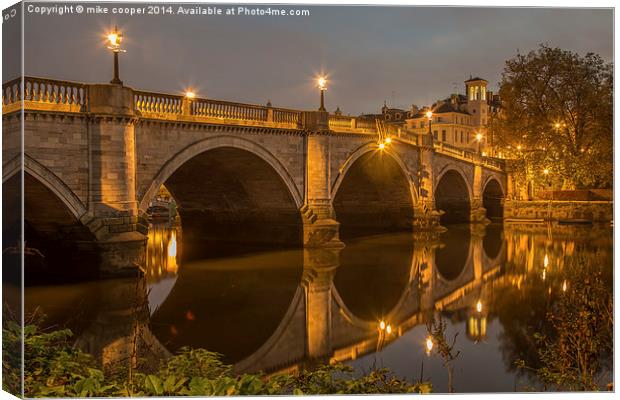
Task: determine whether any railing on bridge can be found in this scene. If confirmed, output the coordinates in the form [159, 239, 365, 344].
[327, 115, 377, 134]
[3, 77, 88, 112]
[134, 91, 183, 115]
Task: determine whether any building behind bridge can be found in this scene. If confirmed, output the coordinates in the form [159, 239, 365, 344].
[354, 77, 502, 154]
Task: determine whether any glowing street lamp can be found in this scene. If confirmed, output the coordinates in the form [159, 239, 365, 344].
[385, 137, 392, 144]
[317, 76, 327, 111]
[425, 110, 433, 146]
[379, 320, 386, 330]
[185, 90, 196, 99]
[476, 300, 483, 313]
[106, 26, 125, 85]
[543, 168, 550, 176]
[378, 142, 386, 150]
[475, 132, 483, 154]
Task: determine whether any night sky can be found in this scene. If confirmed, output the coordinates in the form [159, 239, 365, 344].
[6, 4, 614, 115]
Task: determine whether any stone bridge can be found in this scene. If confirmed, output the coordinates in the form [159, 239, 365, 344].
[3, 77, 509, 275]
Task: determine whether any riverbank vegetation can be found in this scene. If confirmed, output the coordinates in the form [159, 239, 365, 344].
[2, 317, 431, 397]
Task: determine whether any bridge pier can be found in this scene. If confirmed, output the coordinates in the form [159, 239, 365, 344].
[470, 161, 491, 224]
[302, 115, 344, 248]
[302, 248, 340, 360]
[86, 84, 147, 276]
[414, 141, 445, 231]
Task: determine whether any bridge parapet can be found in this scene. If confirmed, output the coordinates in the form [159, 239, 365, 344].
[3, 76, 88, 114]
[5, 76, 380, 135]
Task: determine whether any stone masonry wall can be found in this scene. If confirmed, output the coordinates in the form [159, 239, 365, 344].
[505, 200, 613, 222]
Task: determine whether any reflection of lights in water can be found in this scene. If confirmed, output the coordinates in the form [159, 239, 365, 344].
[185, 310, 195, 321]
[562, 280, 568, 292]
[542, 269, 546, 281]
[467, 316, 487, 341]
[146, 225, 180, 315]
[167, 230, 178, 273]
[425, 337, 433, 354]
[476, 300, 483, 313]
[543, 254, 549, 268]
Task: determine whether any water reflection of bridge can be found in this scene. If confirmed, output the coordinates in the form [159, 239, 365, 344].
[76, 223, 523, 374]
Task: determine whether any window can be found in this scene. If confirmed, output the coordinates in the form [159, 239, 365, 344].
[442, 130, 446, 141]
[437, 116, 442, 122]
[420, 121, 425, 128]
[433, 131, 438, 140]
[460, 131, 464, 142]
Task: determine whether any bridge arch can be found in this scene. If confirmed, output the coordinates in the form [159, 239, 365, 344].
[434, 166, 473, 224]
[140, 135, 304, 252]
[331, 143, 417, 239]
[482, 177, 505, 221]
[3, 154, 88, 220]
[3, 156, 97, 282]
[139, 135, 303, 212]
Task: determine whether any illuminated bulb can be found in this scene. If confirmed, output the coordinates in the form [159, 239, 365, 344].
[543, 169, 549, 175]
[378, 142, 386, 150]
[517, 145, 522, 150]
[385, 137, 392, 144]
[554, 123, 561, 129]
[379, 320, 386, 330]
[476, 300, 482, 313]
[185, 91, 196, 99]
[317, 77, 327, 90]
[481, 151, 487, 157]
[425, 110, 433, 120]
[386, 324, 392, 334]
[107, 33, 119, 46]
[476, 133, 483, 142]
[425, 337, 433, 352]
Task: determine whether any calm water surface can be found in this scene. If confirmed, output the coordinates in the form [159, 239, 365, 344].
[24, 223, 613, 393]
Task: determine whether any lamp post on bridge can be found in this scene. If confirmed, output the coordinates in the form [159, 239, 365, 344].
[475, 132, 483, 155]
[317, 77, 327, 111]
[106, 26, 125, 85]
[425, 110, 434, 146]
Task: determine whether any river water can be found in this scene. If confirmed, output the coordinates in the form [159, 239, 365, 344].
[22, 222, 613, 393]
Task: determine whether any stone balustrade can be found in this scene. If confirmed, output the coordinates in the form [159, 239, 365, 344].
[3, 76, 508, 172]
[3, 76, 88, 113]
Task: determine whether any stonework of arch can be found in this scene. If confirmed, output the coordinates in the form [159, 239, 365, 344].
[138, 135, 303, 213]
[482, 175, 505, 197]
[330, 142, 418, 206]
[434, 164, 474, 202]
[3, 154, 88, 220]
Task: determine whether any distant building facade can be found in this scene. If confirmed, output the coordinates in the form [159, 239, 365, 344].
[405, 77, 501, 153]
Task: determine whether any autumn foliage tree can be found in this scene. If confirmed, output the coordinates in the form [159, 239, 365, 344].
[489, 45, 612, 190]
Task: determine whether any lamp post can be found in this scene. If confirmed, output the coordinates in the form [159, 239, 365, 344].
[425, 110, 433, 146]
[475, 132, 483, 155]
[106, 26, 125, 85]
[317, 77, 327, 111]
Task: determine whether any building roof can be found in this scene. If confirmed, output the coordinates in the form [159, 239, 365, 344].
[464, 76, 488, 83]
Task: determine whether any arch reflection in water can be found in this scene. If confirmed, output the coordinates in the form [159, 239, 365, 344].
[21, 223, 612, 392]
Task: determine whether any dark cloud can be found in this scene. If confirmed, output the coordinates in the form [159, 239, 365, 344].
[21, 4, 613, 115]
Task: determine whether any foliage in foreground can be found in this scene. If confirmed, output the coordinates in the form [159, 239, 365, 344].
[515, 258, 613, 391]
[2, 321, 431, 397]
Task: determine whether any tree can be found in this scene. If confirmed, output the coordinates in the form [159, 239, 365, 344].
[489, 45, 613, 190]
